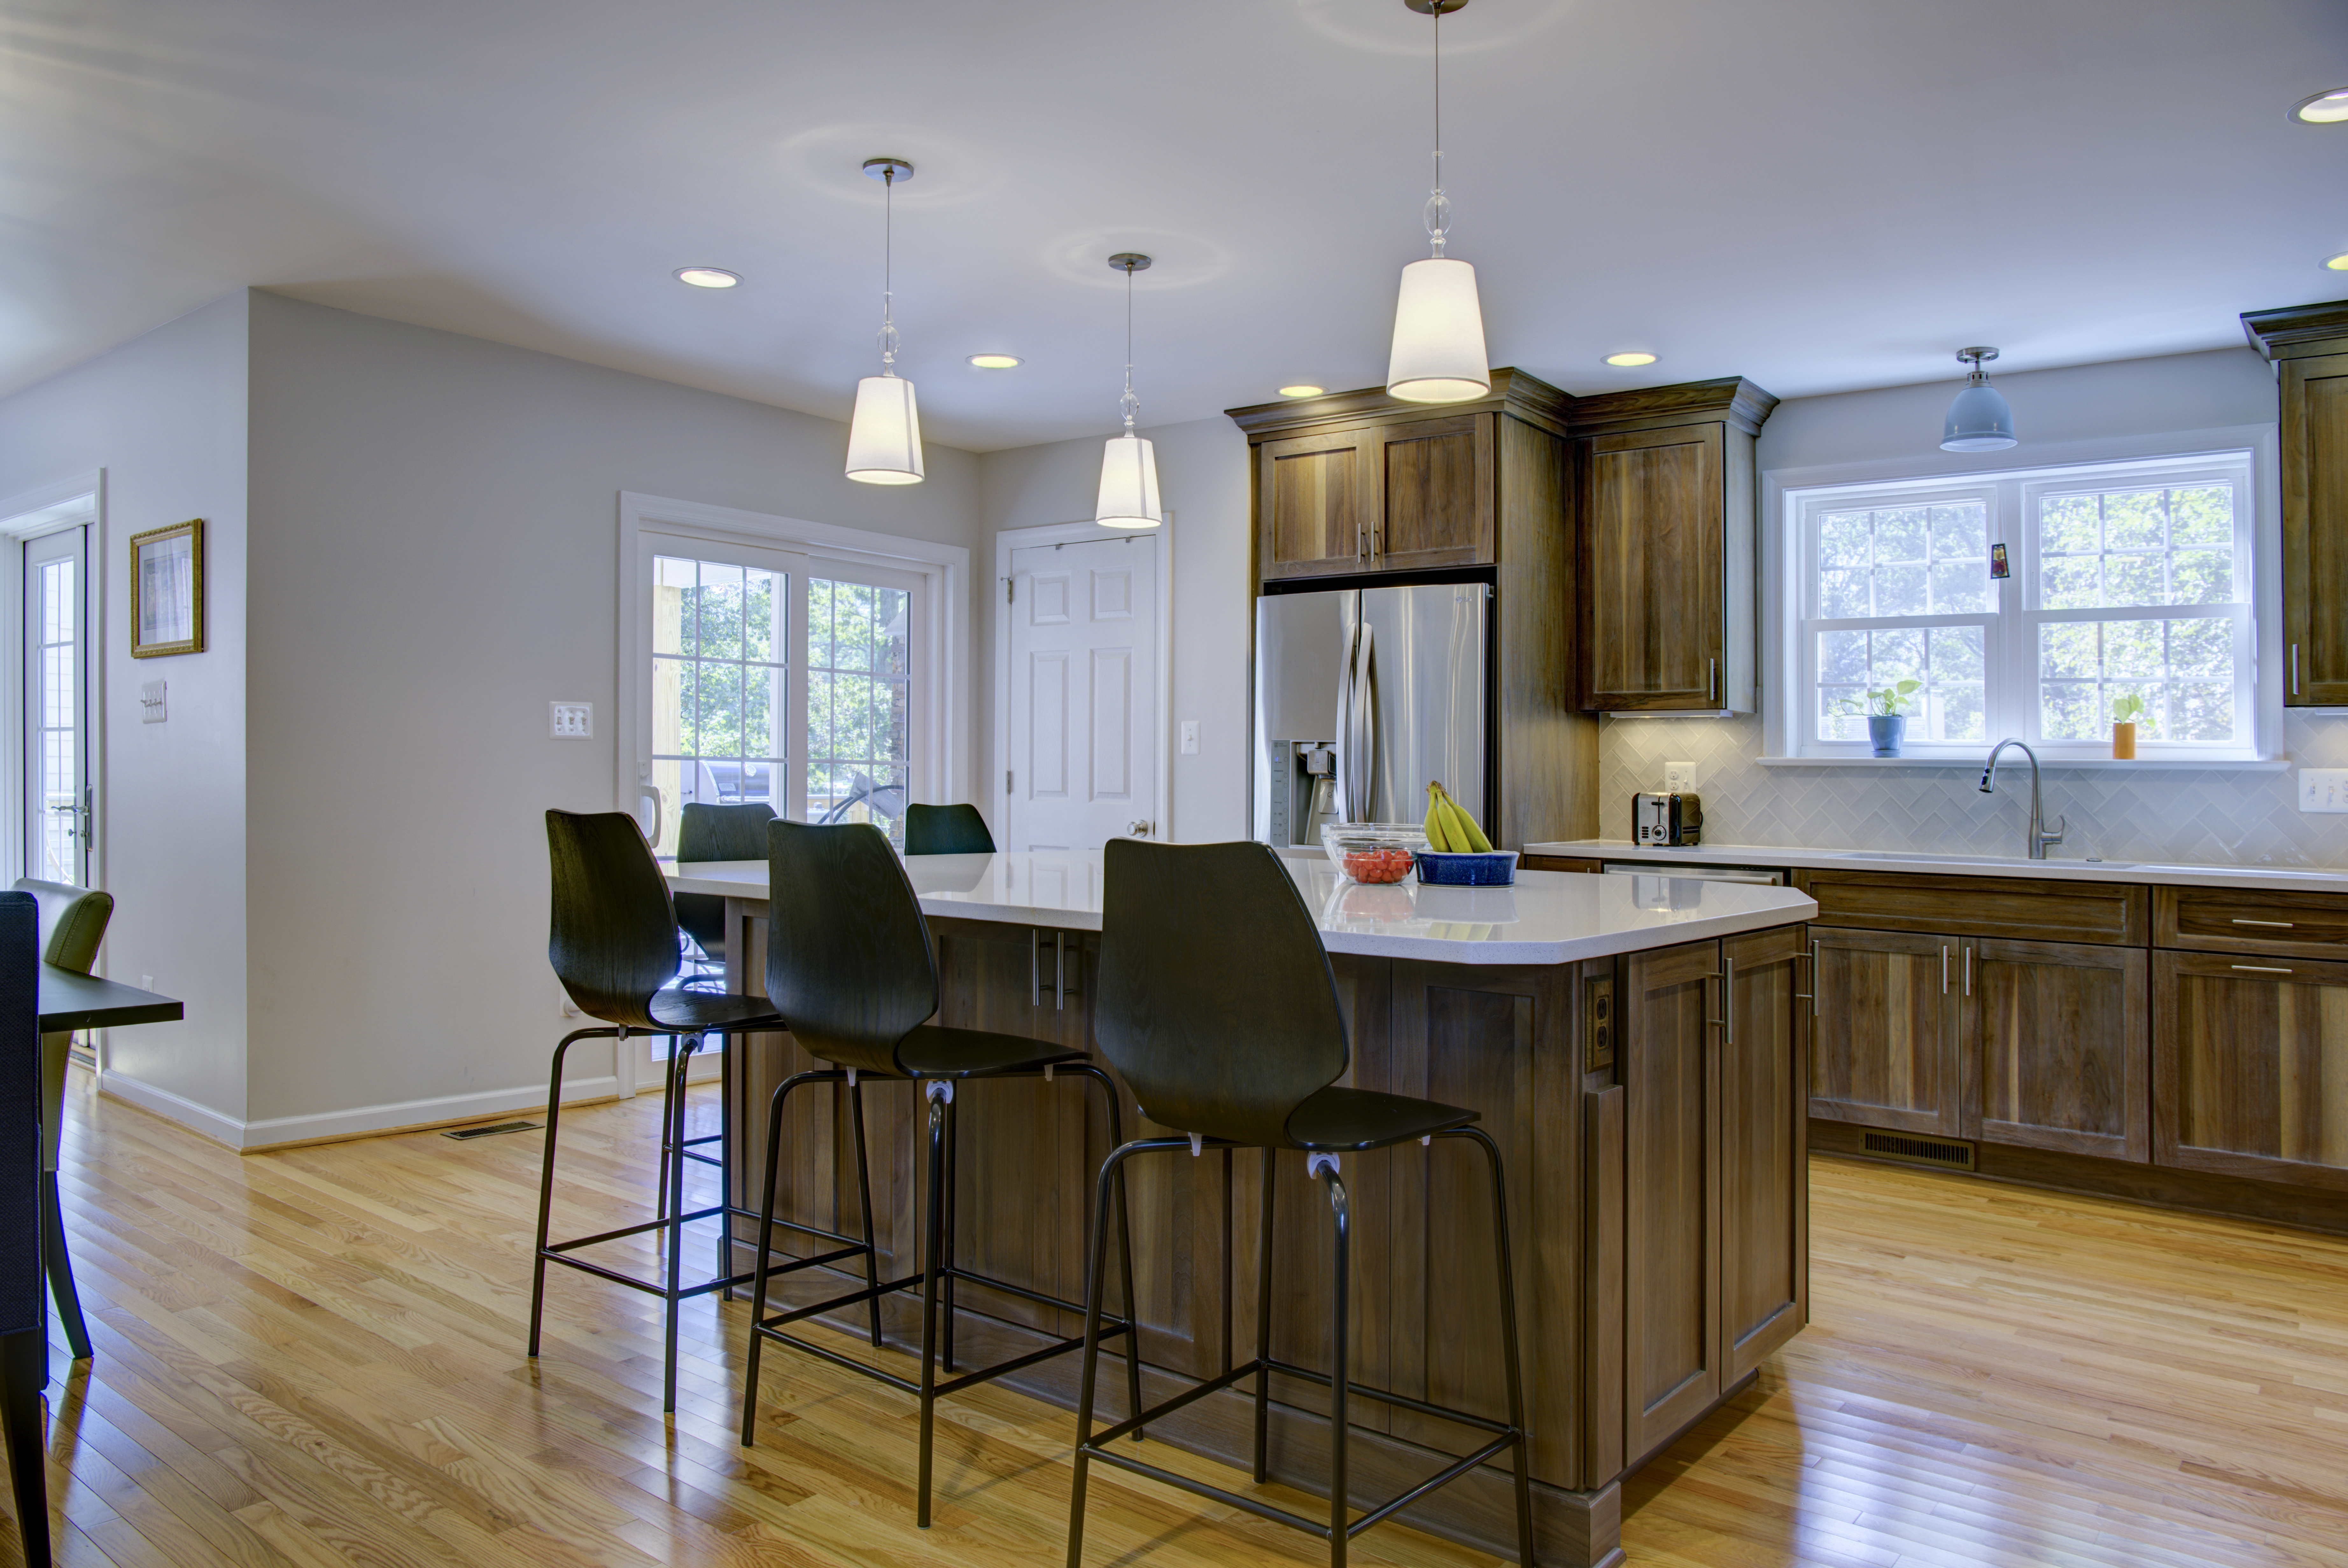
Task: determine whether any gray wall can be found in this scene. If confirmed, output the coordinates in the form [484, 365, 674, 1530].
[0, 293, 251, 1125]
[242, 292, 980, 1136]
[975, 415, 1254, 844]
[1596, 347, 2348, 867]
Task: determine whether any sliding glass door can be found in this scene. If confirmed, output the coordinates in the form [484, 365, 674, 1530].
[25, 526, 88, 886]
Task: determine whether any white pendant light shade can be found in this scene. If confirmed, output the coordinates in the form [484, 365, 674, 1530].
[1095, 433, 1162, 528]
[845, 373, 925, 484]
[1386, 257, 1490, 403]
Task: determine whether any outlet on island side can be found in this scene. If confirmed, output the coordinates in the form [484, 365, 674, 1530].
[1663, 760, 1696, 794]
[2300, 768, 2348, 813]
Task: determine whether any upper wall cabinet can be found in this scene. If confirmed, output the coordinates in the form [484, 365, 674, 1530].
[1572, 379, 1776, 713]
[2244, 300, 2348, 706]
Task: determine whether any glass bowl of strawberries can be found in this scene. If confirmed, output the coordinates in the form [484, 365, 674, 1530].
[1321, 823, 1431, 885]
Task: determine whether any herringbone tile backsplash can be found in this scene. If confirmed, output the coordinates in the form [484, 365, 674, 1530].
[1595, 715, 2348, 868]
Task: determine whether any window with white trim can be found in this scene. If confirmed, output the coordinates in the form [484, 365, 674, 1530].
[1792, 451, 2257, 757]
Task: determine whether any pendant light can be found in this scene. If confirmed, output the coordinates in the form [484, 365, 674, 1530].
[1095, 253, 1163, 529]
[1385, 0, 1489, 404]
[1940, 346, 2018, 452]
[844, 156, 925, 485]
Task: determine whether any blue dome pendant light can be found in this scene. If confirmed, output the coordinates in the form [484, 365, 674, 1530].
[1941, 346, 2018, 452]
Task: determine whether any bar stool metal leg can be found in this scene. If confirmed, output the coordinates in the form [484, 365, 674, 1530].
[528, 1024, 617, 1360]
[915, 1083, 951, 1528]
[940, 1090, 957, 1375]
[848, 1078, 882, 1348]
[1458, 1127, 1535, 1564]
[1316, 1157, 1351, 1568]
[661, 1036, 698, 1413]
[1253, 1146, 1275, 1482]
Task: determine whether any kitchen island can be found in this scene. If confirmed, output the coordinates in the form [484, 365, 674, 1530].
[668, 850, 1816, 1568]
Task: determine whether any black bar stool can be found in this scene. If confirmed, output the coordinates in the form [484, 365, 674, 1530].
[675, 801, 773, 990]
[902, 802, 996, 856]
[741, 818, 1140, 1528]
[529, 809, 786, 1413]
[1067, 839, 1533, 1568]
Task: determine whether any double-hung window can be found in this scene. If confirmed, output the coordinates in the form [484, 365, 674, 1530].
[1792, 450, 2260, 759]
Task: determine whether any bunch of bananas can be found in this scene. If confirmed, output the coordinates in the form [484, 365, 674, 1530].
[1422, 780, 1494, 853]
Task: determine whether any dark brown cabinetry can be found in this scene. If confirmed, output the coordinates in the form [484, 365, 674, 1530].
[2243, 301, 2348, 706]
[1256, 416, 1496, 580]
[2155, 949, 2348, 1192]
[1962, 937, 2148, 1162]
[1618, 929, 1805, 1465]
[1574, 380, 1775, 713]
[1807, 927, 1958, 1136]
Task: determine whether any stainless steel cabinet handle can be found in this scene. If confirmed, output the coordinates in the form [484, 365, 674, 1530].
[2231, 917, 2295, 928]
[1795, 941, 1818, 1015]
[1703, 959, 1735, 1044]
[2292, 643, 2300, 696]
[1708, 658, 1718, 703]
[2231, 963, 2294, 974]
[1964, 945, 1972, 997]
[1941, 944, 1949, 993]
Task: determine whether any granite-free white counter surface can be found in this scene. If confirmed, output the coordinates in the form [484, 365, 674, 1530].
[666, 849, 1816, 967]
[1527, 838, 2348, 893]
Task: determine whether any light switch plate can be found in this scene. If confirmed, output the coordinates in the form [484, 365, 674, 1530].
[550, 701, 593, 739]
[2301, 768, 2348, 812]
[1663, 760, 1696, 793]
[1180, 720, 1200, 755]
[139, 680, 166, 724]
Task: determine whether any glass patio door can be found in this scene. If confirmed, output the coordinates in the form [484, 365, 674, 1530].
[25, 526, 88, 886]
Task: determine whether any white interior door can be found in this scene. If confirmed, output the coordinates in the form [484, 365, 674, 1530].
[1005, 535, 1159, 852]
[25, 526, 88, 886]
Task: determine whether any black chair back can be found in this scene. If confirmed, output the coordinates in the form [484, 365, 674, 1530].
[675, 802, 775, 955]
[0, 893, 37, 1339]
[546, 809, 679, 1028]
[764, 819, 937, 1076]
[903, 803, 996, 857]
[1096, 840, 1349, 1149]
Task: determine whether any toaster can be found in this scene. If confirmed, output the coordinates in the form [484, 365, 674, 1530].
[1632, 791, 1703, 847]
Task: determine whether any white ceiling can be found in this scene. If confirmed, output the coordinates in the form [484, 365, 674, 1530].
[4, 0, 2346, 451]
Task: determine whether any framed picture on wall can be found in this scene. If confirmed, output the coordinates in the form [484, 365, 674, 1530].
[130, 519, 205, 658]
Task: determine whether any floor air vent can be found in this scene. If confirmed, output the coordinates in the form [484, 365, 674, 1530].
[1861, 1132, 1976, 1171]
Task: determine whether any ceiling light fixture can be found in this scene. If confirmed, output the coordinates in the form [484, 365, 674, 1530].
[675, 267, 739, 288]
[843, 157, 925, 486]
[1941, 347, 2017, 452]
[1385, 0, 1489, 404]
[2327, 251, 2348, 272]
[1278, 385, 1326, 398]
[968, 353, 1022, 369]
[2290, 87, 2348, 124]
[1095, 254, 1163, 530]
[1603, 351, 1657, 368]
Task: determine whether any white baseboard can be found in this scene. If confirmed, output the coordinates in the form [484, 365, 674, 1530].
[96, 1070, 624, 1151]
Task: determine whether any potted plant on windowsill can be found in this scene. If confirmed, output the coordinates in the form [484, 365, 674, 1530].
[2111, 693, 2145, 759]
[1835, 680, 1923, 756]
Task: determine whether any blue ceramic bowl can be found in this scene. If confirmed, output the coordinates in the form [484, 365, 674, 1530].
[1414, 849, 1519, 887]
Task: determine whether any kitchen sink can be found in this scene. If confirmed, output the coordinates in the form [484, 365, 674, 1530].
[1839, 850, 2137, 869]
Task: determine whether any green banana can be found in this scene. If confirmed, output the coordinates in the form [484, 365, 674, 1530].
[1424, 782, 1456, 851]
[1438, 783, 1495, 852]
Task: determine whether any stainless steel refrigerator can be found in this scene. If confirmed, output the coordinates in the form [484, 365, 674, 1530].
[1254, 583, 1491, 847]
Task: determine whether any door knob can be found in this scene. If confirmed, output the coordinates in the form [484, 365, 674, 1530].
[1127, 820, 1153, 838]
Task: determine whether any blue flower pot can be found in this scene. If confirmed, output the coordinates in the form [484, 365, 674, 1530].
[1868, 715, 1906, 757]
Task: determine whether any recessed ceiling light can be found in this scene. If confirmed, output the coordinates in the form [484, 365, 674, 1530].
[2328, 251, 2348, 272]
[2291, 87, 2348, 124]
[1603, 351, 1658, 368]
[674, 267, 739, 289]
[1277, 385, 1326, 398]
[967, 353, 1022, 369]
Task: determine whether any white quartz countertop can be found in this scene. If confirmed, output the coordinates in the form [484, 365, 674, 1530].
[667, 850, 1816, 967]
[1527, 839, 2348, 894]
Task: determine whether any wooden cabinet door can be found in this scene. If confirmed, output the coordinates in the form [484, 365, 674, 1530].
[1620, 938, 1719, 1462]
[1259, 428, 1373, 581]
[1720, 927, 1807, 1384]
[1374, 415, 1493, 572]
[2155, 950, 2348, 1190]
[2281, 351, 2348, 705]
[1581, 423, 1724, 710]
[1807, 928, 1959, 1135]
[1960, 937, 2149, 1162]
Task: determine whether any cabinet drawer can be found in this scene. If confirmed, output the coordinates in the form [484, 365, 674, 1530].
[2154, 885, 2348, 960]
[1796, 869, 2146, 946]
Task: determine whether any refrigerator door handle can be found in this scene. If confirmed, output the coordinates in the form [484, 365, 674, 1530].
[1334, 617, 1375, 823]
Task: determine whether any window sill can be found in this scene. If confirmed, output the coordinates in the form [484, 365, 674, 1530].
[1758, 753, 2289, 772]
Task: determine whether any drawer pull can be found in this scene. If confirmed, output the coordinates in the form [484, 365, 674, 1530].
[2230, 918, 2295, 928]
[2230, 964, 2294, 974]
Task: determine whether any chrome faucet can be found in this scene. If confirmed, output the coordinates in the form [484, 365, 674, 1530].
[1979, 739, 2066, 859]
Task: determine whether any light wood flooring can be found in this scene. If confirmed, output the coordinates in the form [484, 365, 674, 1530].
[6, 1066, 2344, 1568]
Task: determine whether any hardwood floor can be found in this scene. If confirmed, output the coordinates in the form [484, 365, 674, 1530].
[9, 1066, 2344, 1567]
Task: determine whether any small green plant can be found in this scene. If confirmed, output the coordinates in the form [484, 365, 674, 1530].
[1833, 679, 1922, 718]
[2111, 693, 2147, 725]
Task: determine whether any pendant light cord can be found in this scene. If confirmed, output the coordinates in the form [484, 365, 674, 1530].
[878, 167, 899, 376]
[1120, 260, 1139, 433]
[1425, 2, 1450, 258]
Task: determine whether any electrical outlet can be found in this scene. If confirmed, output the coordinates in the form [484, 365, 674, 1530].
[1179, 720, 1200, 755]
[550, 701, 593, 739]
[1663, 760, 1696, 793]
[2301, 768, 2348, 812]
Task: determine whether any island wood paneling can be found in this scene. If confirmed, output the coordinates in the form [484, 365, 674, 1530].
[1620, 938, 1720, 1465]
[1796, 869, 2147, 946]
[2154, 949, 2348, 1192]
[1719, 926, 1806, 1385]
[1807, 927, 1957, 1136]
[1962, 937, 2149, 1162]
[1377, 415, 1493, 572]
[2154, 883, 2348, 961]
